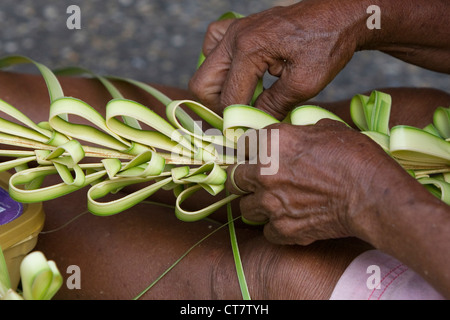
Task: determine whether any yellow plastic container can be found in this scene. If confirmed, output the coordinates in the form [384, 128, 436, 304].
[0, 171, 45, 290]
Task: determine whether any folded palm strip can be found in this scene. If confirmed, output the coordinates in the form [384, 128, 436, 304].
[0, 54, 449, 300]
[0, 53, 264, 300]
[293, 90, 450, 204]
[0, 246, 62, 300]
[1, 56, 450, 218]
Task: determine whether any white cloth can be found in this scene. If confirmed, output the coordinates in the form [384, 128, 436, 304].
[329, 249, 445, 300]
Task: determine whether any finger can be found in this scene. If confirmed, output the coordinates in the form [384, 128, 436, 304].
[188, 42, 232, 113]
[254, 70, 316, 120]
[267, 59, 286, 78]
[202, 19, 235, 57]
[239, 193, 270, 225]
[225, 162, 258, 195]
[219, 51, 267, 110]
[226, 163, 250, 195]
[263, 222, 296, 245]
[235, 128, 260, 163]
[264, 221, 315, 246]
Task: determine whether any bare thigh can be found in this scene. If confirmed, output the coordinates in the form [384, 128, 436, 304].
[2, 71, 448, 299]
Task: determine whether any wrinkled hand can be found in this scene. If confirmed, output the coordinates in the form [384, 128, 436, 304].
[189, 1, 360, 119]
[226, 120, 399, 245]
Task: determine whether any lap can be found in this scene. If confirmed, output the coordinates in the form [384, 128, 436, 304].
[2, 71, 448, 299]
[35, 186, 369, 300]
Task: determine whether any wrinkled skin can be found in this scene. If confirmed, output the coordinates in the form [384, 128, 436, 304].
[0, 71, 368, 299]
[1, 0, 449, 301]
[227, 119, 388, 244]
[189, 0, 450, 119]
[0, 71, 449, 299]
[189, 0, 450, 299]
[227, 93, 450, 299]
[189, 1, 359, 119]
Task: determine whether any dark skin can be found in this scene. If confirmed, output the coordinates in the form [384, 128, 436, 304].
[0, 71, 448, 299]
[0, 71, 367, 299]
[190, 0, 450, 118]
[189, 0, 450, 298]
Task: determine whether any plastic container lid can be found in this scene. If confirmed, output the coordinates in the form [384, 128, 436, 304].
[0, 186, 24, 226]
[0, 171, 45, 290]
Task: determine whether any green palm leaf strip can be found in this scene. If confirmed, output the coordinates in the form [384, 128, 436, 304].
[0, 247, 62, 300]
[0, 31, 449, 301]
[1, 55, 450, 299]
[196, 11, 263, 106]
[0, 246, 12, 299]
[0, 53, 259, 299]
[291, 90, 450, 204]
[132, 213, 242, 300]
[226, 196, 251, 300]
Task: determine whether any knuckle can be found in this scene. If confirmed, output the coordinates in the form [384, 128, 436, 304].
[296, 237, 315, 246]
[264, 220, 293, 245]
[315, 117, 348, 129]
[282, 69, 323, 102]
[188, 76, 202, 98]
[259, 192, 281, 213]
[268, 218, 314, 246]
[233, 32, 252, 50]
[256, 91, 292, 120]
[287, 78, 316, 102]
[265, 122, 289, 132]
[227, 19, 255, 51]
[255, 171, 273, 187]
[205, 21, 220, 36]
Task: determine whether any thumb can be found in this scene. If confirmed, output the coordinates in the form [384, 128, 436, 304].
[202, 19, 236, 57]
[254, 74, 316, 120]
[225, 162, 257, 195]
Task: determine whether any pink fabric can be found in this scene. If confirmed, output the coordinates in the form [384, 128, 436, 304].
[329, 249, 445, 300]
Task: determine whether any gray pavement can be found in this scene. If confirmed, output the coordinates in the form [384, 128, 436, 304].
[0, 0, 448, 102]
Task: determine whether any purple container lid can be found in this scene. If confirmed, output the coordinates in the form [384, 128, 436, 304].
[0, 187, 24, 226]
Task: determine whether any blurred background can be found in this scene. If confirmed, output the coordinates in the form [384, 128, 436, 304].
[0, 0, 448, 102]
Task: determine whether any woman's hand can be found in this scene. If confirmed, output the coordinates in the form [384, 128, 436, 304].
[226, 120, 403, 245]
[189, 0, 450, 119]
[189, 1, 365, 119]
